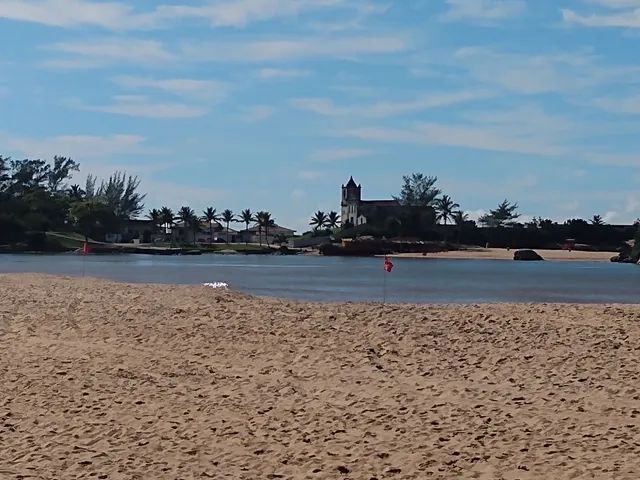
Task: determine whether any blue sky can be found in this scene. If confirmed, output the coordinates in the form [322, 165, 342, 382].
[2, 0, 640, 231]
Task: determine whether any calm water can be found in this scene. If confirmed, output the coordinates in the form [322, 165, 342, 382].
[1, 253, 639, 304]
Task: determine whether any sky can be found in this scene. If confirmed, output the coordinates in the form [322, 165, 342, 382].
[1, 0, 640, 231]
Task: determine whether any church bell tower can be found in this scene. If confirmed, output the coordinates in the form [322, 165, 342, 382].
[341, 176, 361, 226]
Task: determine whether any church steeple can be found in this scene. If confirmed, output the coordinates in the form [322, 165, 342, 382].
[341, 176, 362, 203]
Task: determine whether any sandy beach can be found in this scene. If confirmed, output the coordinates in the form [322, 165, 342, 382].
[2, 274, 640, 479]
[391, 248, 618, 262]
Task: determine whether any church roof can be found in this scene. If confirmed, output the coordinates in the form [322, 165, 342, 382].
[345, 176, 358, 188]
[360, 200, 401, 207]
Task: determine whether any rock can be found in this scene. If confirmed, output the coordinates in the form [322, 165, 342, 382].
[611, 253, 636, 263]
[513, 249, 544, 261]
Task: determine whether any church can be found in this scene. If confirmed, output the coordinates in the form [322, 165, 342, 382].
[341, 176, 402, 227]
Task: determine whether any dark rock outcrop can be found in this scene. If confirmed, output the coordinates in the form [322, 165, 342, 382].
[610, 253, 636, 264]
[513, 249, 544, 261]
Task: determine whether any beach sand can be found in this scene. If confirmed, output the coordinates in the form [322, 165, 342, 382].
[392, 248, 618, 262]
[2, 274, 640, 479]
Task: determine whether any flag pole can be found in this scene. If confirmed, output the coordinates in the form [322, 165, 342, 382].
[383, 269, 387, 304]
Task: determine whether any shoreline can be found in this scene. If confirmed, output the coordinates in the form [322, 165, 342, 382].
[387, 247, 618, 262]
[2, 273, 640, 479]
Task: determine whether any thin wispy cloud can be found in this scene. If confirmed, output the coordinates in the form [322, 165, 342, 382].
[181, 36, 408, 63]
[593, 94, 640, 114]
[241, 105, 275, 122]
[562, 0, 640, 29]
[44, 35, 407, 69]
[441, 0, 526, 22]
[258, 68, 311, 79]
[292, 90, 493, 118]
[339, 123, 567, 157]
[309, 148, 375, 163]
[112, 76, 227, 101]
[1, 132, 151, 159]
[45, 38, 173, 68]
[0, 0, 364, 30]
[74, 95, 209, 119]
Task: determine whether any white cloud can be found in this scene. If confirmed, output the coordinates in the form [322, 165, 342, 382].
[603, 210, 620, 223]
[46, 38, 173, 68]
[0, 0, 359, 30]
[258, 68, 311, 79]
[45, 35, 406, 69]
[241, 105, 275, 122]
[298, 170, 323, 180]
[0, 0, 145, 29]
[76, 95, 209, 119]
[441, 0, 525, 22]
[112, 76, 227, 100]
[593, 94, 640, 114]
[291, 189, 305, 200]
[454, 47, 592, 94]
[292, 90, 492, 118]
[309, 148, 375, 162]
[1, 132, 151, 159]
[562, 0, 640, 29]
[339, 122, 566, 156]
[181, 36, 407, 63]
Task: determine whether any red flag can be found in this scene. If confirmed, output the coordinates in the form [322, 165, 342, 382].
[82, 241, 91, 255]
[383, 256, 394, 273]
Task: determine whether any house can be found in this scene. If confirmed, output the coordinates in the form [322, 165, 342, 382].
[106, 219, 156, 243]
[173, 220, 240, 244]
[236, 224, 297, 245]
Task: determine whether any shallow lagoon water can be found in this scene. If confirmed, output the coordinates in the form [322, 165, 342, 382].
[1, 253, 638, 304]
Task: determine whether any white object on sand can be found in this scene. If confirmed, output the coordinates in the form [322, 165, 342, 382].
[203, 282, 229, 289]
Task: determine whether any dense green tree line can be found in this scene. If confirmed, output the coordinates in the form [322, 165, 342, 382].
[0, 155, 144, 248]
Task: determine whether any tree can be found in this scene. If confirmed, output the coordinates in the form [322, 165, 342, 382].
[68, 200, 117, 242]
[178, 206, 199, 245]
[95, 172, 146, 222]
[327, 211, 340, 229]
[48, 156, 79, 192]
[256, 211, 275, 245]
[435, 195, 459, 225]
[146, 208, 162, 236]
[479, 200, 520, 227]
[160, 207, 175, 241]
[0, 156, 10, 193]
[394, 173, 441, 207]
[591, 214, 605, 226]
[67, 184, 85, 200]
[310, 211, 328, 231]
[202, 207, 221, 244]
[240, 209, 254, 245]
[452, 210, 469, 244]
[221, 209, 236, 243]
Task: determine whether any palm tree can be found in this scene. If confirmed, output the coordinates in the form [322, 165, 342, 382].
[591, 214, 605, 226]
[202, 207, 220, 244]
[452, 210, 469, 244]
[221, 209, 236, 244]
[160, 206, 175, 244]
[435, 195, 460, 225]
[178, 206, 199, 245]
[327, 211, 340, 229]
[146, 208, 162, 236]
[68, 184, 85, 200]
[310, 211, 328, 231]
[255, 211, 266, 246]
[240, 209, 254, 244]
[256, 211, 275, 245]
